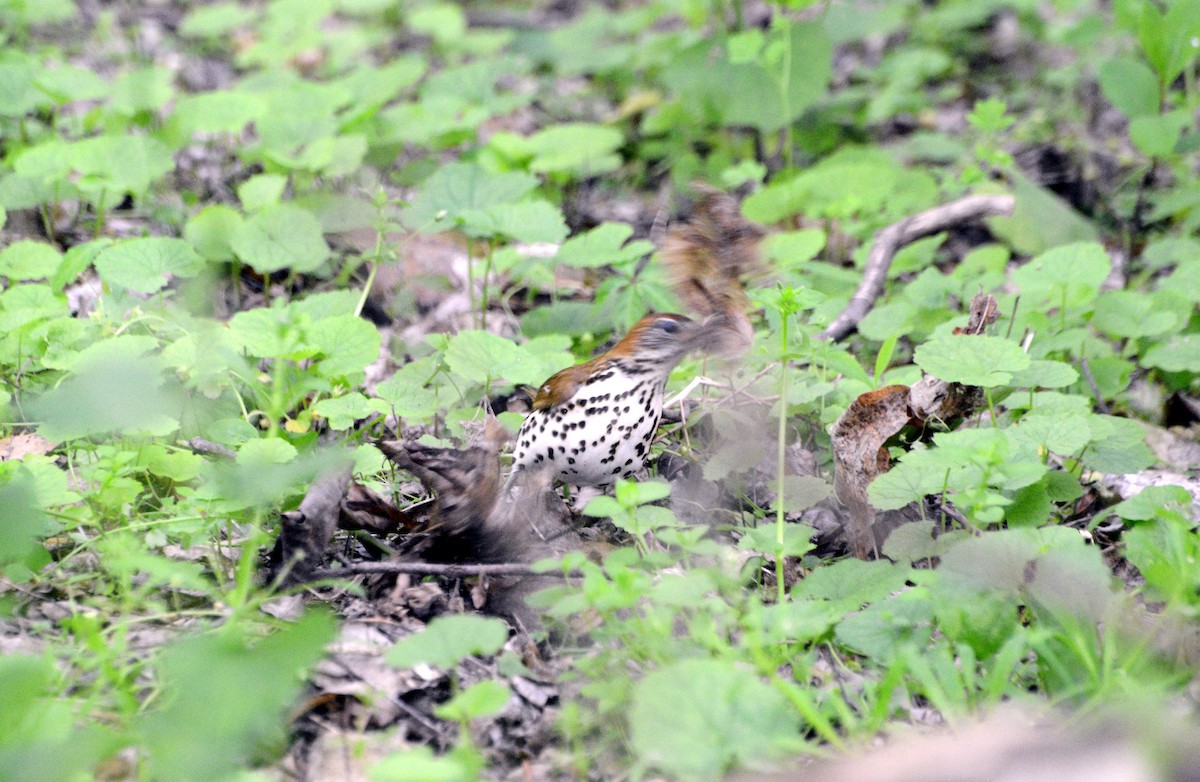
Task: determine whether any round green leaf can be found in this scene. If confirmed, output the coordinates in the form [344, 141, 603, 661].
[1010, 241, 1110, 308]
[630, 659, 800, 780]
[1143, 334, 1200, 372]
[386, 614, 509, 669]
[230, 204, 330, 273]
[1098, 57, 1160, 119]
[434, 680, 511, 722]
[0, 240, 63, 281]
[525, 123, 623, 176]
[184, 204, 244, 262]
[913, 334, 1030, 387]
[94, 237, 206, 294]
[311, 314, 383, 380]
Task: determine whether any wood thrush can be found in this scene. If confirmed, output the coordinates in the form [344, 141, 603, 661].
[507, 187, 765, 490]
[507, 312, 708, 488]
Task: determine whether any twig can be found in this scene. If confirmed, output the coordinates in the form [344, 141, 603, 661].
[186, 437, 236, 459]
[819, 194, 1016, 342]
[310, 561, 577, 580]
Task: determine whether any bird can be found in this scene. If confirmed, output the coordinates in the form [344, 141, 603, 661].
[507, 187, 766, 491]
[507, 312, 708, 489]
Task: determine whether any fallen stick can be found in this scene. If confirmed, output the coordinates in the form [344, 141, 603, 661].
[310, 561, 577, 579]
[819, 193, 1016, 342]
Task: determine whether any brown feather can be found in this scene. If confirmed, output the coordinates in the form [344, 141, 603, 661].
[663, 185, 766, 320]
[531, 314, 697, 410]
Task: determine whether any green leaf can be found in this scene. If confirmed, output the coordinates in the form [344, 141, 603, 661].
[778, 474, 833, 513]
[109, 66, 174, 115]
[443, 330, 570, 388]
[555, 222, 653, 268]
[172, 89, 262, 135]
[311, 314, 382, 381]
[987, 173, 1098, 256]
[462, 199, 568, 243]
[1109, 485, 1193, 521]
[140, 610, 335, 781]
[0, 240, 63, 281]
[762, 229, 826, 271]
[1007, 360, 1080, 389]
[738, 522, 816, 558]
[1091, 290, 1178, 339]
[179, 1, 257, 38]
[614, 478, 671, 507]
[752, 600, 841, 644]
[369, 746, 480, 782]
[313, 393, 387, 430]
[743, 147, 937, 223]
[1008, 413, 1092, 457]
[1124, 514, 1200, 603]
[1083, 415, 1155, 474]
[230, 204, 331, 273]
[237, 173, 287, 212]
[525, 122, 623, 177]
[236, 438, 298, 466]
[403, 162, 538, 231]
[141, 443, 205, 482]
[966, 98, 1013, 132]
[1129, 110, 1191, 157]
[409, 3, 467, 44]
[29, 354, 180, 440]
[794, 559, 912, 604]
[94, 237, 206, 294]
[434, 680, 511, 722]
[44, 334, 158, 373]
[0, 62, 46, 117]
[0, 474, 54, 570]
[1098, 57, 1160, 118]
[34, 64, 110, 104]
[386, 614, 509, 668]
[226, 305, 310, 360]
[913, 334, 1030, 387]
[629, 659, 801, 781]
[1010, 241, 1111, 309]
[184, 205, 244, 262]
[373, 359, 443, 420]
[882, 520, 969, 563]
[69, 134, 175, 199]
[1142, 334, 1200, 372]
[663, 22, 831, 132]
[835, 593, 934, 662]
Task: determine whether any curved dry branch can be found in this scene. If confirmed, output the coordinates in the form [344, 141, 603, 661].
[818, 194, 1016, 342]
[310, 561, 573, 579]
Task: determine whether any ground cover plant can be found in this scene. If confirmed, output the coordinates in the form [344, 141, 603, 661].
[1, 0, 1199, 780]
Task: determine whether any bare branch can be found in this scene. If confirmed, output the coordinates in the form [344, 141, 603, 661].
[309, 561, 576, 580]
[819, 194, 1016, 342]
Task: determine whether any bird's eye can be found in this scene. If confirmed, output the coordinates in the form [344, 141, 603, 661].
[655, 318, 680, 333]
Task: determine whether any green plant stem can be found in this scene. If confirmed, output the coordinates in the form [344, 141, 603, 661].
[480, 240, 494, 324]
[775, 312, 789, 604]
[777, 13, 794, 170]
[93, 189, 107, 238]
[466, 238, 477, 328]
[354, 259, 378, 319]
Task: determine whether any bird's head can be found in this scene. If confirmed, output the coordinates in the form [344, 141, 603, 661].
[606, 313, 702, 365]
